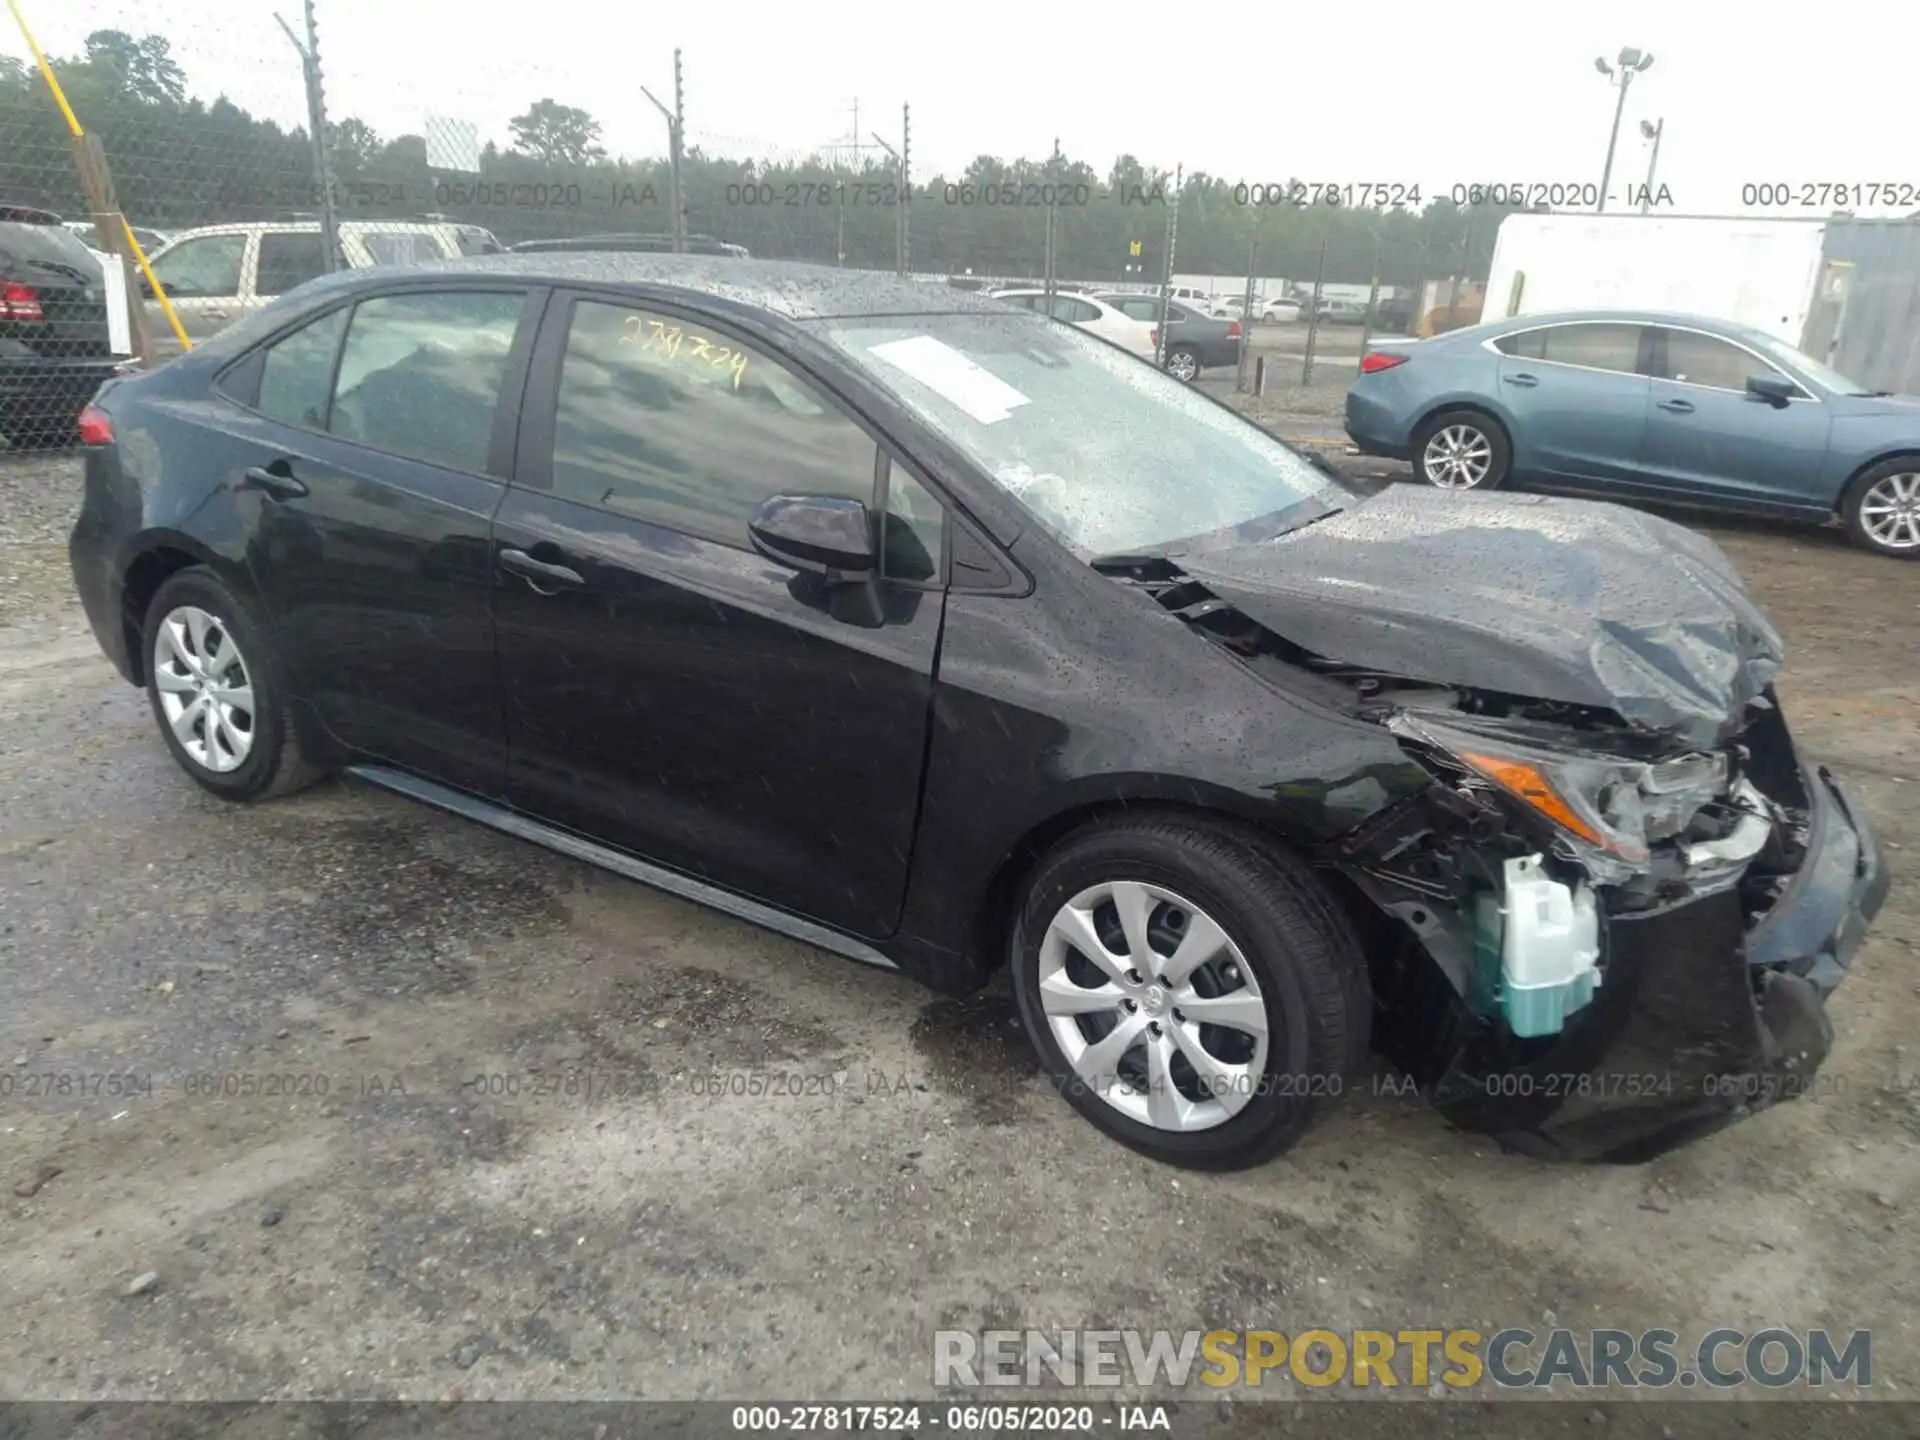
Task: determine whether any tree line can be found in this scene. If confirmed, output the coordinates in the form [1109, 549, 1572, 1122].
[0, 31, 1535, 284]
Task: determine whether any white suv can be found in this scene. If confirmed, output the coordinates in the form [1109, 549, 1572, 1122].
[142, 219, 503, 348]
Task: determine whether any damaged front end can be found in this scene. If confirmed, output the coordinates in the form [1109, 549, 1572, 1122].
[1105, 540, 1891, 1161]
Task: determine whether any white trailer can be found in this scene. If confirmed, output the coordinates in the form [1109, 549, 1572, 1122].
[1481, 213, 1838, 347]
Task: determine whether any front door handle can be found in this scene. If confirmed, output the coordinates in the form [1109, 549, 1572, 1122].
[1657, 398, 1696, 414]
[1502, 372, 1538, 387]
[499, 547, 585, 592]
[238, 463, 308, 499]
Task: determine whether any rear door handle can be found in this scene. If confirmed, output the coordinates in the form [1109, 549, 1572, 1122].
[1657, 398, 1696, 414]
[499, 547, 585, 592]
[1502, 372, 1538, 387]
[238, 464, 307, 499]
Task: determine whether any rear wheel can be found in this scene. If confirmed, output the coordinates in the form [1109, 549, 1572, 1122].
[1165, 347, 1201, 383]
[1009, 815, 1369, 1170]
[141, 567, 327, 801]
[1413, 408, 1510, 490]
[1841, 461, 1920, 558]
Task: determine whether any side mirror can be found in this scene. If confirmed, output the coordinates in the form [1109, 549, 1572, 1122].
[749, 494, 875, 581]
[1746, 373, 1796, 406]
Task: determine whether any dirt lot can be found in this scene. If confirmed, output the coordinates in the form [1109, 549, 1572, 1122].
[2, 422, 1917, 1417]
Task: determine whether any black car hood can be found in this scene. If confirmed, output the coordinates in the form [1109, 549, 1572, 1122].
[1170, 487, 1783, 747]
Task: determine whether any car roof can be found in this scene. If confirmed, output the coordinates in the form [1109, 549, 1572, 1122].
[1469, 308, 1766, 335]
[304, 253, 1018, 320]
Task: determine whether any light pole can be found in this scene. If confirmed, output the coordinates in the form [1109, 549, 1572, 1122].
[1593, 47, 1654, 213]
[1638, 117, 1664, 213]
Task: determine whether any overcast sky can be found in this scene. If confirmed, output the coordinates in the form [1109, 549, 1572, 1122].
[14, 0, 1918, 217]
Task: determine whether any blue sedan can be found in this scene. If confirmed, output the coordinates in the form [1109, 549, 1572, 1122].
[1345, 309, 1920, 557]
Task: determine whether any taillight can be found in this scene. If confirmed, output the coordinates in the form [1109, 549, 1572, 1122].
[1226, 320, 1242, 338]
[77, 404, 113, 446]
[1150, 326, 1159, 347]
[2, 282, 44, 322]
[1360, 352, 1409, 374]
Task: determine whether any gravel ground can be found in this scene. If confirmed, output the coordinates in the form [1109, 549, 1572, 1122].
[1, 434, 1917, 1419]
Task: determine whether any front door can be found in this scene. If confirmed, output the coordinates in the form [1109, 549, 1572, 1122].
[1637, 327, 1836, 512]
[144, 231, 251, 355]
[233, 284, 538, 795]
[492, 293, 949, 938]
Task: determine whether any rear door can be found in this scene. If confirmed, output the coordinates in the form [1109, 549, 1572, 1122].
[492, 292, 949, 938]
[1491, 321, 1654, 485]
[1638, 326, 1835, 512]
[222, 283, 540, 794]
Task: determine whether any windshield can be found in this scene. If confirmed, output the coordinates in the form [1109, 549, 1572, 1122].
[815, 313, 1346, 554]
[1745, 330, 1874, 396]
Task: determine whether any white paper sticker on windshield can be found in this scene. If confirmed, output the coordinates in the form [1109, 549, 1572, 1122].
[866, 335, 1031, 425]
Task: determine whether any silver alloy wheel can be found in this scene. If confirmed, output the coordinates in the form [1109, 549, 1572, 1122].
[1422, 423, 1494, 488]
[1038, 880, 1270, 1133]
[1859, 471, 1920, 551]
[1167, 350, 1199, 382]
[152, 604, 256, 773]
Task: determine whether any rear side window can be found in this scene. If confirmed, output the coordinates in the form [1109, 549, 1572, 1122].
[256, 233, 330, 298]
[1499, 323, 1643, 374]
[328, 290, 524, 472]
[257, 306, 348, 429]
[1051, 297, 1102, 323]
[1110, 297, 1159, 322]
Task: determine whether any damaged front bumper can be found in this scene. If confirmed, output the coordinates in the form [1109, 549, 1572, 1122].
[1422, 766, 1888, 1162]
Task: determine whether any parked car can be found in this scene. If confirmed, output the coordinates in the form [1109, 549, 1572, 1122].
[987, 288, 1156, 360]
[1, 205, 129, 449]
[69, 255, 1887, 1169]
[1093, 292, 1242, 381]
[511, 232, 751, 258]
[141, 220, 503, 346]
[1305, 296, 1372, 325]
[64, 218, 171, 254]
[1260, 297, 1302, 324]
[1346, 309, 1920, 558]
[1209, 295, 1247, 319]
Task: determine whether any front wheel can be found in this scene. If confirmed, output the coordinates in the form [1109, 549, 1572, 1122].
[1413, 409, 1510, 490]
[1164, 347, 1201, 383]
[1841, 461, 1920, 558]
[1009, 815, 1370, 1170]
[142, 567, 327, 801]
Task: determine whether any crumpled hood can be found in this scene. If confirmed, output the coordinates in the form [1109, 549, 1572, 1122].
[1172, 487, 1784, 747]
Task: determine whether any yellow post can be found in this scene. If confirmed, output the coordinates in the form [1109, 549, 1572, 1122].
[6, 0, 193, 352]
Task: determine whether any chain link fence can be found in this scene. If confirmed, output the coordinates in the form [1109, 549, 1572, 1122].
[1, 0, 1528, 451]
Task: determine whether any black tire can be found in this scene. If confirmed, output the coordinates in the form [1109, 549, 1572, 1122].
[1839, 459, 1920, 559]
[1165, 347, 1201, 383]
[1009, 813, 1370, 1170]
[141, 566, 327, 801]
[1412, 407, 1511, 490]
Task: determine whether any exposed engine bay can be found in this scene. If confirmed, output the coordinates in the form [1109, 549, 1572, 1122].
[1094, 552, 1818, 1072]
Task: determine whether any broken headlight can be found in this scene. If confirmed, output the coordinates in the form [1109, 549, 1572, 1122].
[1388, 710, 1729, 880]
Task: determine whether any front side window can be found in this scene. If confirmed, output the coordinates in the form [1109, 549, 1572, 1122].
[256, 305, 348, 429]
[328, 290, 524, 472]
[1660, 330, 1793, 393]
[151, 234, 246, 298]
[546, 300, 875, 544]
[821, 314, 1344, 556]
[881, 463, 946, 583]
[255, 233, 330, 298]
[360, 232, 439, 267]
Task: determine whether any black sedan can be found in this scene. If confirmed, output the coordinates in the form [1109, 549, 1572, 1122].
[1093, 291, 1244, 381]
[68, 254, 1888, 1168]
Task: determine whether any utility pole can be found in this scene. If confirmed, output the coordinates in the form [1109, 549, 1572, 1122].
[642, 50, 688, 253]
[836, 98, 862, 267]
[1154, 164, 1182, 368]
[1639, 117, 1664, 213]
[274, 1, 342, 272]
[871, 106, 910, 277]
[1042, 137, 1061, 306]
[1593, 47, 1654, 213]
